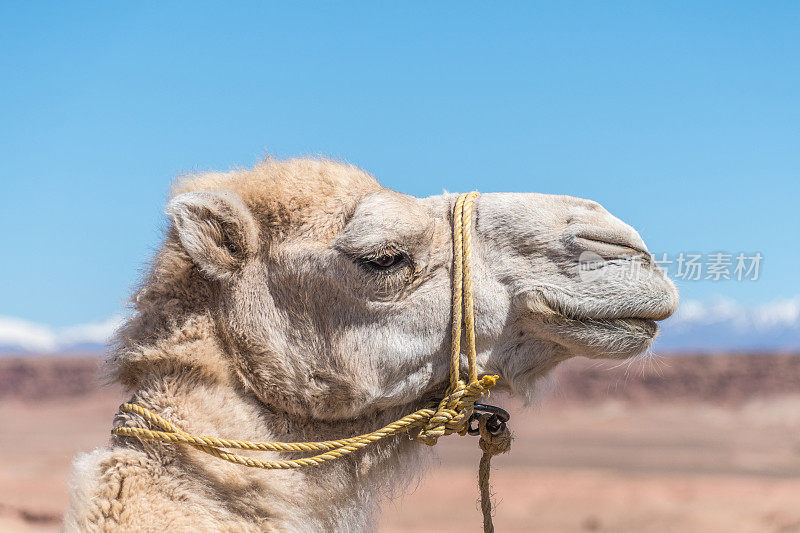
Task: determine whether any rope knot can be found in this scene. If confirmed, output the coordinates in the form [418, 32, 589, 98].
[417, 375, 498, 446]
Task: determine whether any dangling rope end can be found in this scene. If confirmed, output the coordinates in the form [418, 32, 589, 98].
[477, 413, 513, 533]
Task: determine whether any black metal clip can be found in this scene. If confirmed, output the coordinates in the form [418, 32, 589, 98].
[467, 403, 510, 436]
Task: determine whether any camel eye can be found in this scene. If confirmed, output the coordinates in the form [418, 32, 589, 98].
[364, 253, 404, 270]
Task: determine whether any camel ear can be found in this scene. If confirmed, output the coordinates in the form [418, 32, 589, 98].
[166, 190, 259, 279]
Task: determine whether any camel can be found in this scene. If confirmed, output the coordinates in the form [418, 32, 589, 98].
[64, 158, 678, 532]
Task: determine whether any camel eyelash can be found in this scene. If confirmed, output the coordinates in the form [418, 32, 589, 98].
[356, 245, 412, 273]
[359, 253, 409, 272]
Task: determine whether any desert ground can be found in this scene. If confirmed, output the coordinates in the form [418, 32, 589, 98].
[1, 354, 799, 532]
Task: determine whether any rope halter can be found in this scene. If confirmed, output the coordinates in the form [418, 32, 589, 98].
[112, 191, 511, 532]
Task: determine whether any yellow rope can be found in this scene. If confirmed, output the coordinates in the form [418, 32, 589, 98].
[112, 191, 510, 531]
[113, 376, 495, 469]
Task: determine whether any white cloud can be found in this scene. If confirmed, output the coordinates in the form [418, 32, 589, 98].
[0, 314, 125, 352]
[58, 315, 125, 345]
[668, 295, 800, 332]
[750, 297, 800, 330]
[0, 316, 58, 352]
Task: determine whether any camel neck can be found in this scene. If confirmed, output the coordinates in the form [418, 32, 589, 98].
[114, 358, 427, 531]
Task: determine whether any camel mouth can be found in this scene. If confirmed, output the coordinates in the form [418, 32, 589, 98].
[531, 290, 675, 325]
[554, 315, 659, 337]
[522, 259, 677, 359]
[556, 316, 660, 359]
[528, 298, 663, 359]
[607, 317, 659, 336]
[579, 316, 658, 329]
[556, 307, 668, 326]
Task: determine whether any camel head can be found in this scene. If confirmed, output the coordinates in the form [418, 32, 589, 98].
[141, 159, 676, 420]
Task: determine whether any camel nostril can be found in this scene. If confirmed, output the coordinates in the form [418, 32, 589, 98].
[572, 228, 650, 258]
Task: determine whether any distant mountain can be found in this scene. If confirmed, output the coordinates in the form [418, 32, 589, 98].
[1, 296, 799, 355]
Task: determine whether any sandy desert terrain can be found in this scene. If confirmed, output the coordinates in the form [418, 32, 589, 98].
[1, 354, 799, 532]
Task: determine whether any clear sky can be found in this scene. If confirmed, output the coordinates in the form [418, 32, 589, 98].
[1, 2, 798, 327]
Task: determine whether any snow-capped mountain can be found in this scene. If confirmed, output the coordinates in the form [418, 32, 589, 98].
[1, 296, 799, 355]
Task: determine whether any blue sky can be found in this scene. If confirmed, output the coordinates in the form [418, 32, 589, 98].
[1, 2, 798, 327]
